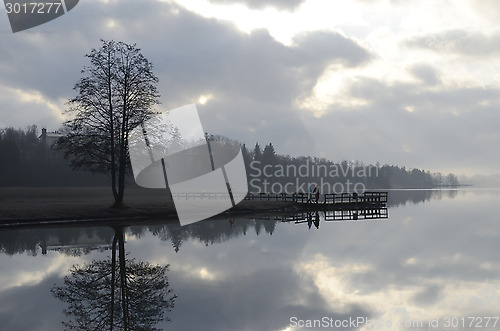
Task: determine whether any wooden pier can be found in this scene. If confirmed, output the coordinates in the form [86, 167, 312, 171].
[323, 192, 387, 204]
[244, 191, 388, 206]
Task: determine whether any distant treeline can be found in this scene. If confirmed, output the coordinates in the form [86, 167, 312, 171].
[0, 126, 459, 189]
[0, 126, 107, 186]
[241, 142, 459, 192]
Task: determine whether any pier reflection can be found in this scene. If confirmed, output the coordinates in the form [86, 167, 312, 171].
[0, 207, 389, 258]
[263, 206, 389, 229]
[280, 208, 388, 223]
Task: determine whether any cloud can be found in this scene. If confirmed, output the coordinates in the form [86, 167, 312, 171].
[301, 74, 500, 172]
[409, 63, 441, 85]
[1, 0, 499, 174]
[0, 0, 371, 155]
[0, 85, 67, 130]
[71, 1, 371, 155]
[471, 0, 500, 21]
[405, 29, 500, 57]
[293, 30, 372, 67]
[206, 0, 306, 11]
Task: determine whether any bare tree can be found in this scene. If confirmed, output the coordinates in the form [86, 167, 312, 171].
[58, 40, 160, 206]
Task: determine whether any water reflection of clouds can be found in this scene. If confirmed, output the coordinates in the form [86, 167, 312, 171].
[123, 222, 374, 330]
[292, 190, 500, 330]
[0, 189, 499, 330]
[295, 260, 500, 330]
[0, 253, 85, 292]
[165, 258, 372, 331]
[0, 247, 113, 329]
[0, 276, 67, 331]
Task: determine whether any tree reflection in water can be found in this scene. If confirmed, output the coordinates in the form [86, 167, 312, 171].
[51, 227, 176, 331]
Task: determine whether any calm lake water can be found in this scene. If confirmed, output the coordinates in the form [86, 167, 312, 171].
[1, 189, 500, 331]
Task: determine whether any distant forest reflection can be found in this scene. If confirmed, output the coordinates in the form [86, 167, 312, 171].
[388, 189, 458, 206]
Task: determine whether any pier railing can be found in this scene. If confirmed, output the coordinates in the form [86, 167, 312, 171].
[323, 207, 388, 221]
[277, 207, 388, 223]
[170, 192, 248, 200]
[244, 192, 308, 203]
[245, 191, 387, 204]
[168, 191, 388, 204]
[323, 192, 387, 204]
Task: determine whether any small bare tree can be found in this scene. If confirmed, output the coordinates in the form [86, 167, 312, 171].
[59, 40, 160, 206]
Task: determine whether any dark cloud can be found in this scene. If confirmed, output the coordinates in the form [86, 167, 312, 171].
[134, 6, 370, 153]
[0, 0, 371, 158]
[1, 0, 499, 174]
[206, 0, 305, 11]
[405, 29, 500, 57]
[409, 63, 441, 85]
[305, 75, 500, 171]
[293, 30, 372, 67]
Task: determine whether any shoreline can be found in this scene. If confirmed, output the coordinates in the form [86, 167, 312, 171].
[0, 186, 393, 228]
[0, 187, 295, 228]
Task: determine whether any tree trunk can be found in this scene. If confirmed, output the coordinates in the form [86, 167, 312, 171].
[115, 65, 128, 208]
[110, 232, 118, 331]
[108, 51, 119, 206]
[118, 228, 129, 331]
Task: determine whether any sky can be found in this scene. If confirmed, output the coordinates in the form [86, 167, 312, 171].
[0, 0, 499, 176]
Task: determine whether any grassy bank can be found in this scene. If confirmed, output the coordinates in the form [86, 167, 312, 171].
[0, 187, 293, 226]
